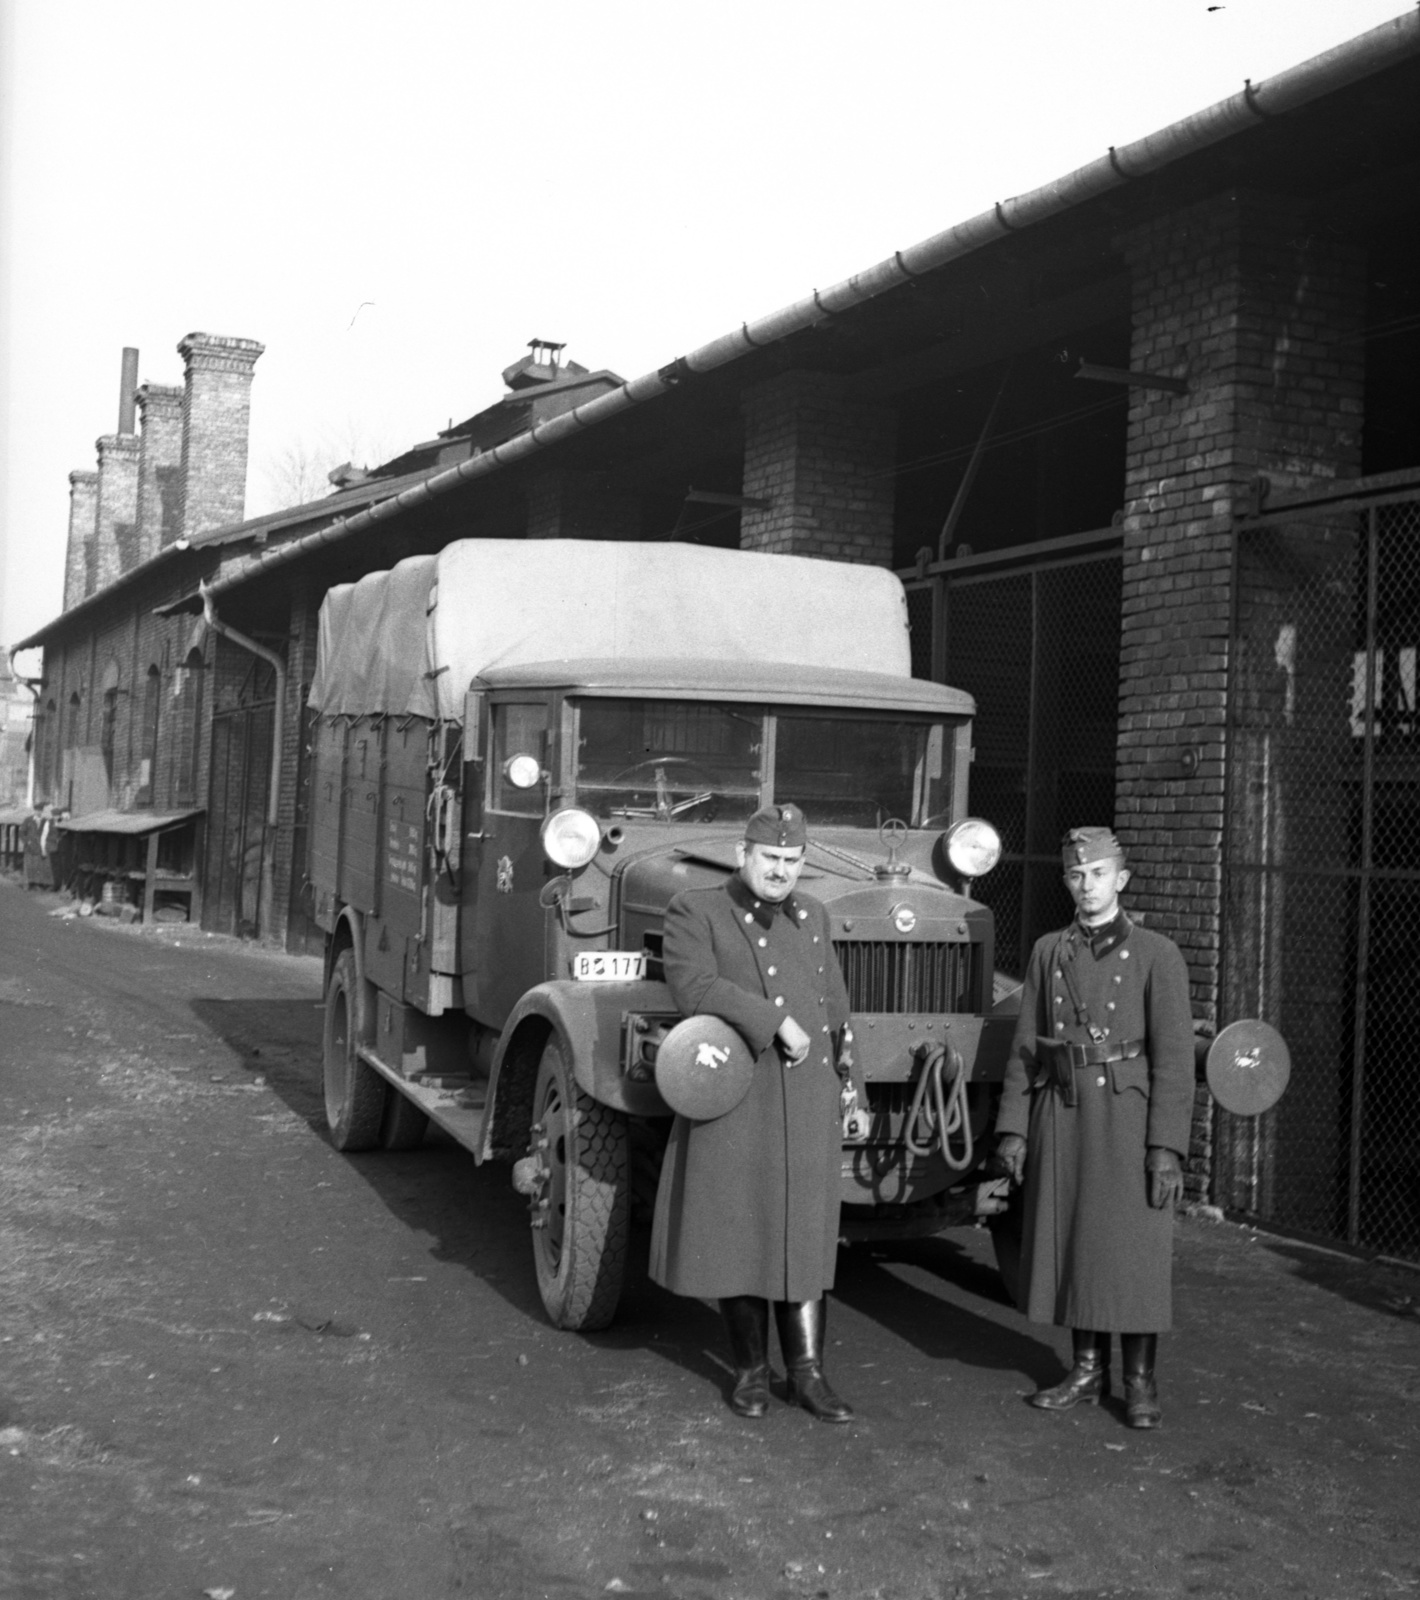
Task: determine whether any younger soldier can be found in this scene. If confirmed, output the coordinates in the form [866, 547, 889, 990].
[649, 804, 856, 1423]
[995, 828, 1193, 1428]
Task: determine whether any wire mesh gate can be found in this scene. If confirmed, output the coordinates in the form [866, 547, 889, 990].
[1224, 480, 1420, 1263]
[904, 535, 1123, 976]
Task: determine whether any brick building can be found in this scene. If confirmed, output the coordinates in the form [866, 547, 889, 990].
[14, 13, 1420, 1260]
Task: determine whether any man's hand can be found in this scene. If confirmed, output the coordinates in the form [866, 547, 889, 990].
[776, 1016, 811, 1066]
[995, 1133, 1027, 1186]
[1146, 1146, 1184, 1209]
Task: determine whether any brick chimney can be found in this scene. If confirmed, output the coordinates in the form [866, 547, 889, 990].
[177, 333, 265, 537]
[94, 432, 141, 589]
[63, 470, 98, 610]
[135, 383, 184, 561]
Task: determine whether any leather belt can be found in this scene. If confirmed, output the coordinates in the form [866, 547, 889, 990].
[1061, 1038, 1144, 1069]
[1034, 1037, 1145, 1107]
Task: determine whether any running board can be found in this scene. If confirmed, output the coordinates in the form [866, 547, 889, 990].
[357, 1043, 489, 1157]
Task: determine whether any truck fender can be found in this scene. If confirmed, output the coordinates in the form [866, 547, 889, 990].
[324, 905, 367, 995]
[481, 980, 676, 1162]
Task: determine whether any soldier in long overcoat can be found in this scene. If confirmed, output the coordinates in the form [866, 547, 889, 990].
[649, 803, 856, 1422]
[995, 827, 1193, 1429]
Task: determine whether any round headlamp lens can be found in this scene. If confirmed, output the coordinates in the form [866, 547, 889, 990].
[504, 753, 542, 790]
[944, 817, 1002, 879]
[542, 807, 602, 869]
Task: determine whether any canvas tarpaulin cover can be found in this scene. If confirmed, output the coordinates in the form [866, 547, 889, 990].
[307, 540, 911, 719]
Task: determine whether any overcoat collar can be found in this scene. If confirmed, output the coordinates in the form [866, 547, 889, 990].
[726, 872, 799, 930]
[1066, 908, 1132, 961]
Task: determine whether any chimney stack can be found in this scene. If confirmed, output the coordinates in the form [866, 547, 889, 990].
[117, 346, 139, 434]
[135, 383, 184, 563]
[177, 333, 264, 538]
[63, 471, 98, 610]
[93, 433, 141, 588]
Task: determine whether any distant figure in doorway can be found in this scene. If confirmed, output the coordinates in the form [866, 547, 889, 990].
[994, 827, 1193, 1429]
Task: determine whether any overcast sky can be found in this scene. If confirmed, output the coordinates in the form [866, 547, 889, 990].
[0, 0, 1408, 652]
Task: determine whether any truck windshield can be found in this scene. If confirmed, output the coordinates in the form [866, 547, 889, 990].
[573, 699, 951, 827]
[575, 700, 761, 823]
[776, 712, 947, 827]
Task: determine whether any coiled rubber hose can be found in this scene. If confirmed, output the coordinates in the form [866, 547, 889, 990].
[904, 1044, 973, 1171]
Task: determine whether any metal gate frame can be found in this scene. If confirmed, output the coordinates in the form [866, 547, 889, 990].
[1224, 467, 1420, 1261]
[902, 526, 1123, 975]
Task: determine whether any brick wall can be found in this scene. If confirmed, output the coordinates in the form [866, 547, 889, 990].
[178, 333, 264, 538]
[64, 471, 98, 611]
[136, 383, 185, 563]
[1116, 190, 1365, 1201]
[525, 468, 640, 541]
[94, 434, 140, 592]
[740, 371, 896, 564]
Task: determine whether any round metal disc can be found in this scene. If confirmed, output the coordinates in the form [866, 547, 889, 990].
[653, 1015, 756, 1122]
[1206, 1020, 1291, 1117]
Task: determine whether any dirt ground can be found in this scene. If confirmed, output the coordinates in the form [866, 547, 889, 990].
[1, 875, 1417, 1600]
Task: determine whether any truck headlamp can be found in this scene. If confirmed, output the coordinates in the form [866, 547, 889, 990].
[542, 808, 602, 870]
[944, 817, 1002, 881]
[504, 753, 542, 790]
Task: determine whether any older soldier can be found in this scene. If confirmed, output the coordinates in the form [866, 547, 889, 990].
[649, 803, 856, 1422]
[995, 828, 1193, 1429]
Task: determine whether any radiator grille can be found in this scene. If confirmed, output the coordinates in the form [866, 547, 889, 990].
[833, 939, 981, 1014]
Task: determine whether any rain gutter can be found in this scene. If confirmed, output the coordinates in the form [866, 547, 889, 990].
[199, 8, 1420, 605]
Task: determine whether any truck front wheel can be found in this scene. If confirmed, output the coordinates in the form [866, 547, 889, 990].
[322, 948, 388, 1151]
[528, 1037, 629, 1331]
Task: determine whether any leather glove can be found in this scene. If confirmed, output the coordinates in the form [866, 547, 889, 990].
[1146, 1146, 1184, 1209]
[995, 1133, 1027, 1186]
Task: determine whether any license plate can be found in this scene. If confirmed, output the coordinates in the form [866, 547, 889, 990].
[572, 951, 647, 982]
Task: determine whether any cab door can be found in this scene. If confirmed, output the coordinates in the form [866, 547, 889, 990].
[465, 696, 555, 1029]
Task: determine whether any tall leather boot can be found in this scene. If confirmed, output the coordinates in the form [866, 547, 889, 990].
[1120, 1333, 1161, 1429]
[775, 1298, 854, 1424]
[719, 1297, 771, 1418]
[1028, 1329, 1110, 1410]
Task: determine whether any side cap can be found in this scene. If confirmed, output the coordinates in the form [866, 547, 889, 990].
[653, 1015, 756, 1122]
[1206, 1020, 1291, 1117]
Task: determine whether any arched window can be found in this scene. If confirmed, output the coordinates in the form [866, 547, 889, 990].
[175, 648, 205, 801]
[99, 660, 121, 782]
[139, 665, 161, 804]
[65, 690, 82, 809]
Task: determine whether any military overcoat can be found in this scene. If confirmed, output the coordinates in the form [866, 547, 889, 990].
[649, 874, 851, 1301]
[995, 913, 1194, 1331]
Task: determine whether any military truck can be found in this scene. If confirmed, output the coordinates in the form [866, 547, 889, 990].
[308, 539, 1020, 1330]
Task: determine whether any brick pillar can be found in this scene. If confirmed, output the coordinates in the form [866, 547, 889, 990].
[524, 468, 640, 540]
[136, 383, 185, 561]
[94, 433, 141, 590]
[64, 470, 98, 609]
[178, 333, 264, 537]
[1116, 192, 1365, 1204]
[739, 371, 896, 564]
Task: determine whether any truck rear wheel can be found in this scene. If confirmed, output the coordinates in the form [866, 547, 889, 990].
[528, 1037, 629, 1331]
[323, 948, 388, 1151]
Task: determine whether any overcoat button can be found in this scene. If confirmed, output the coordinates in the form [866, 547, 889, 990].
[767, 965, 777, 976]
[1096, 1075, 1107, 1087]
[757, 937, 767, 947]
[1055, 1022, 1065, 1032]
[774, 996, 784, 1007]
[743, 913, 754, 924]
[1120, 950, 1130, 960]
